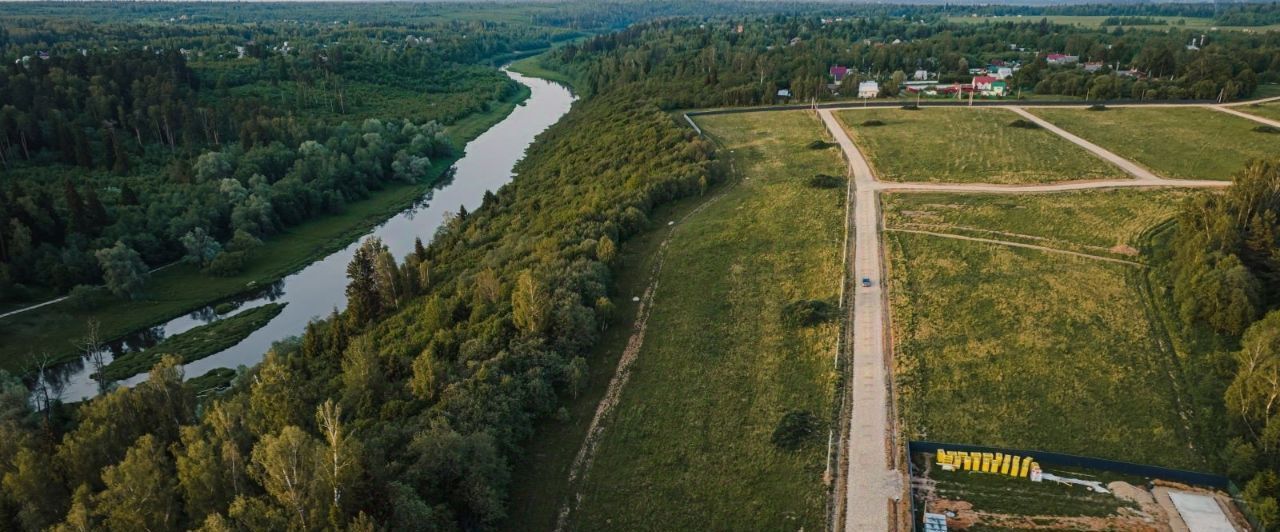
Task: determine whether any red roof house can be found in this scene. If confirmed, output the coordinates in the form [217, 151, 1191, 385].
[829, 65, 849, 82]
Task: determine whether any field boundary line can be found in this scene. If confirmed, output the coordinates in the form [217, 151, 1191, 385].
[891, 222, 1122, 255]
[551, 127, 742, 532]
[887, 228, 1146, 266]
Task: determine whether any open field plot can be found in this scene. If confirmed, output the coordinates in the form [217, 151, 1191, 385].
[835, 108, 1126, 184]
[569, 110, 843, 530]
[888, 228, 1203, 469]
[1030, 106, 1280, 181]
[883, 189, 1202, 257]
[1238, 100, 1280, 122]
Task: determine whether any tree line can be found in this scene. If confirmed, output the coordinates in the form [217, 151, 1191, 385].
[540, 15, 1275, 107]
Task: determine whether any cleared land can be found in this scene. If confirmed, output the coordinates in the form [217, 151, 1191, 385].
[883, 188, 1200, 257]
[1030, 106, 1280, 181]
[886, 191, 1206, 469]
[567, 110, 843, 530]
[1238, 101, 1280, 123]
[836, 108, 1126, 184]
[0, 86, 529, 374]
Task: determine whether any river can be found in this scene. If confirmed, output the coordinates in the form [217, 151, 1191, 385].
[41, 69, 575, 402]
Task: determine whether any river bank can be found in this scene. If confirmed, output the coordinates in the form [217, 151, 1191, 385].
[0, 80, 532, 376]
[37, 70, 576, 402]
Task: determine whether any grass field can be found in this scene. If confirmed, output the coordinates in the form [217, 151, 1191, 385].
[0, 85, 530, 374]
[835, 108, 1126, 184]
[883, 188, 1202, 257]
[1029, 106, 1280, 181]
[887, 192, 1204, 468]
[1238, 100, 1280, 122]
[555, 110, 843, 530]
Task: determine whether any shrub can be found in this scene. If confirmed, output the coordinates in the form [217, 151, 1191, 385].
[1087, 104, 1108, 111]
[807, 140, 834, 149]
[901, 104, 920, 110]
[807, 174, 845, 189]
[204, 251, 248, 277]
[1253, 125, 1280, 134]
[213, 302, 237, 315]
[67, 284, 104, 310]
[782, 299, 838, 326]
[771, 410, 819, 450]
[860, 119, 886, 127]
[1008, 119, 1041, 129]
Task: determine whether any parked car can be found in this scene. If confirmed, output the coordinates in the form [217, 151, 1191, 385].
[861, 277, 873, 287]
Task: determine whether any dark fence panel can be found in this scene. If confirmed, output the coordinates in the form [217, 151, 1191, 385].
[908, 440, 1229, 489]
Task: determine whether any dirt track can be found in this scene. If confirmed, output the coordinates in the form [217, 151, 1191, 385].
[817, 104, 1233, 532]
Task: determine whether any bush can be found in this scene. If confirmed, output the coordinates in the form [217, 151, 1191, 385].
[1008, 119, 1041, 129]
[213, 302, 237, 315]
[807, 174, 845, 189]
[860, 119, 886, 127]
[901, 104, 920, 110]
[204, 251, 248, 277]
[807, 140, 834, 149]
[1087, 104, 1108, 111]
[66, 284, 104, 310]
[1253, 125, 1280, 134]
[782, 299, 838, 326]
[771, 410, 819, 450]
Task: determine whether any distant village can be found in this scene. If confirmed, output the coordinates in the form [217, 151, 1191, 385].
[775, 51, 1158, 102]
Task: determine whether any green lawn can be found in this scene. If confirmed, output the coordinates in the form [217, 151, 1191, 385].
[883, 188, 1202, 257]
[1029, 106, 1280, 181]
[509, 53, 581, 93]
[1238, 100, 1280, 122]
[566, 110, 843, 530]
[836, 108, 1126, 184]
[97, 303, 285, 382]
[888, 221, 1203, 469]
[0, 85, 530, 374]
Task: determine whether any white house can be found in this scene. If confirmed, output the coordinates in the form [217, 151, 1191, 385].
[858, 81, 880, 98]
[913, 69, 930, 81]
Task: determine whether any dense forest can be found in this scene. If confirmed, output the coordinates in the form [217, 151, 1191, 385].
[541, 15, 1274, 106]
[1166, 161, 1280, 527]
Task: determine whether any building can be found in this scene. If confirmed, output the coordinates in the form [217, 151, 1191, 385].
[776, 89, 793, 100]
[1082, 62, 1105, 73]
[830, 65, 850, 83]
[858, 81, 880, 98]
[913, 69, 930, 81]
[1046, 53, 1079, 65]
[972, 76, 1007, 97]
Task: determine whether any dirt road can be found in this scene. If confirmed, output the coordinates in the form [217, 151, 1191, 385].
[817, 106, 1232, 532]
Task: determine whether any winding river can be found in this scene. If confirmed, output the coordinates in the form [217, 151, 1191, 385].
[42, 69, 575, 402]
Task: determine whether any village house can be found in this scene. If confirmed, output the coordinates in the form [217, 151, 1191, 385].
[1046, 53, 1079, 65]
[1082, 62, 1105, 73]
[913, 69, 930, 81]
[858, 80, 880, 98]
[776, 89, 792, 100]
[972, 76, 1007, 97]
[830, 65, 850, 83]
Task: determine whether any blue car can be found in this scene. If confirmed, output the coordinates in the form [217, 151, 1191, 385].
[861, 277, 873, 287]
